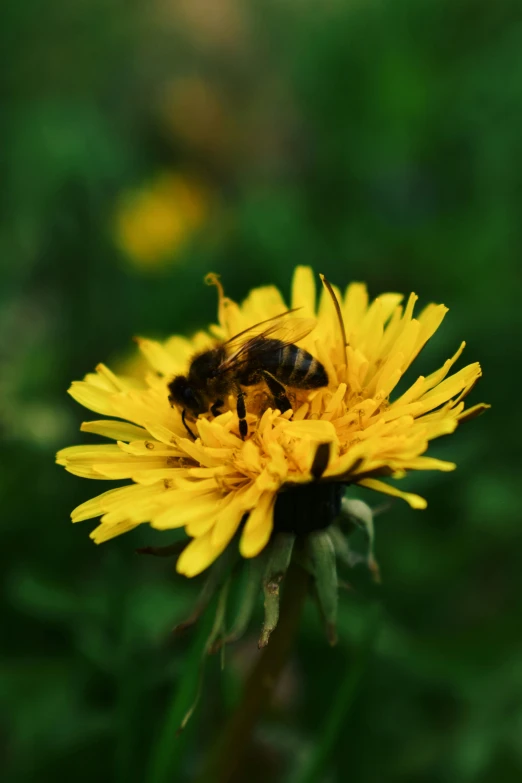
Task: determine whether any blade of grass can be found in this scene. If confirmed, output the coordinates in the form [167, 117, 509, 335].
[147, 606, 215, 783]
[291, 604, 382, 783]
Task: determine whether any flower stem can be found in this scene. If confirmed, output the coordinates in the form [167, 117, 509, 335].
[197, 562, 310, 783]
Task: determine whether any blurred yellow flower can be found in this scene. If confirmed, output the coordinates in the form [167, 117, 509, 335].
[57, 268, 487, 577]
[115, 173, 210, 267]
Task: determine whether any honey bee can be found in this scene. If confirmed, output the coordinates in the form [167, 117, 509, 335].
[168, 310, 328, 439]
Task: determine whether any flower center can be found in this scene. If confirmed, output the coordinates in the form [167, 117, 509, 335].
[273, 483, 344, 536]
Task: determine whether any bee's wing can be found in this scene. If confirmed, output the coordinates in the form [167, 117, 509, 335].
[218, 313, 318, 373]
[222, 308, 301, 347]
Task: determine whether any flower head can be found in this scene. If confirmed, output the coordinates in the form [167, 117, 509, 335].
[57, 268, 487, 578]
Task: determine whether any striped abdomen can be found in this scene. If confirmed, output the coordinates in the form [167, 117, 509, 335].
[244, 338, 327, 390]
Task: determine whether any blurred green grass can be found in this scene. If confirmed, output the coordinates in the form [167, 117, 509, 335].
[1, 0, 521, 781]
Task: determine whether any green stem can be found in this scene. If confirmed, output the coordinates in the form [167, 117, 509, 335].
[291, 604, 382, 783]
[197, 563, 310, 783]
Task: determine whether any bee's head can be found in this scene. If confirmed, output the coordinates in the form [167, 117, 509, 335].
[168, 376, 206, 415]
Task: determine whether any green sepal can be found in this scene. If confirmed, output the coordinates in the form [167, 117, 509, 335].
[211, 554, 266, 652]
[178, 578, 231, 733]
[205, 578, 231, 657]
[307, 530, 338, 646]
[259, 533, 295, 648]
[340, 497, 380, 582]
[173, 546, 237, 635]
[328, 524, 365, 570]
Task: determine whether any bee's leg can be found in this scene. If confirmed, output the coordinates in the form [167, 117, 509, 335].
[182, 409, 197, 440]
[237, 391, 248, 440]
[262, 371, 292, 414]
[211, 399, 224, 417]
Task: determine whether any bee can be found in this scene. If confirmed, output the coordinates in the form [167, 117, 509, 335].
[168, 310, 328, 440]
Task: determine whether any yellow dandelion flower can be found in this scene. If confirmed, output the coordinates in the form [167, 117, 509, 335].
[115, 172, 210, 267]
[57, 268, 488, 580]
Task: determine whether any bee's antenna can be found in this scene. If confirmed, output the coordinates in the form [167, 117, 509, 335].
[320, 274, 348, 364]
[205, 272, 224, 300]
[206, 272, 235, 336]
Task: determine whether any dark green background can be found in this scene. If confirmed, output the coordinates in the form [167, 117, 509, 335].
[2, 1, 520, 781]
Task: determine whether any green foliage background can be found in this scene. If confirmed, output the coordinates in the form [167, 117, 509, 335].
[2, 1, 521, 781]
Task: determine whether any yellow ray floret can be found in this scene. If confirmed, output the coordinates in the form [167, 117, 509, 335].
[57, 267, 488, 576]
